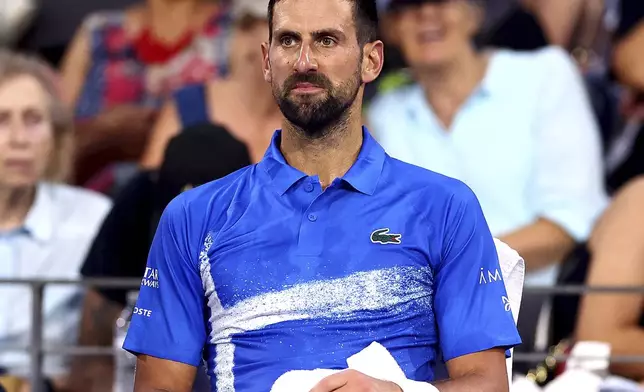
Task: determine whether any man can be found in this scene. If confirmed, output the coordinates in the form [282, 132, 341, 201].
[123, 0, 522, 391]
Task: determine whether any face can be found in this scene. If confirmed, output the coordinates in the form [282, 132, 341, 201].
[395, 0, 482, 68]
[262, 0, 383, 138]
[0, 75, 54, 189]
[232, 17, 270, 78]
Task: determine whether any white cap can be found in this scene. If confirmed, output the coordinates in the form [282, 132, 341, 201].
[233, 0, 268, 19]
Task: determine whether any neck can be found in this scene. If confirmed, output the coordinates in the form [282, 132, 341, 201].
[146, 0, 205, 37]
[280, 103, 364, 189]
[148, 0, 201, 16]
[416, 47, 489, 106]
[0, 186, 35, 231]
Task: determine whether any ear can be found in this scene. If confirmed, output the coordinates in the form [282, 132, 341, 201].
[361, 40, 384, 84]
[261, 41, 272, 84]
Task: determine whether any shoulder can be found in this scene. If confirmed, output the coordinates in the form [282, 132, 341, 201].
[367, 84, 422, 138]
[45, 182, 112, 227]
[382, 157, 478, 207]
[368, 83, 420, 117]
[81, 10, 126, 32]
[165, 165, 256, 225]
[491, 47, 578, 84]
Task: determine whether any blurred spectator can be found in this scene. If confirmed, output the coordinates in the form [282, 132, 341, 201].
[59, 0, 232, 186]
[605, 0, 644, 192]
[15, 0, 137, 67]
[367, 0, 607, 287]
[575, 176, 644, 382]
[70, 124, 250, 392]
[140, 0, 278, 168]
[522, 0, 605, 70]
[365, 0, 549, 108]
[0, 51, 111, 391]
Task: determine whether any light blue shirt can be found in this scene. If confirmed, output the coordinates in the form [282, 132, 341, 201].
[368, 47, 609, 286]
[0, 183, 111, 377]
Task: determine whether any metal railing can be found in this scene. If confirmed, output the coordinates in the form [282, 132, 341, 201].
[1, 278, 644, 392]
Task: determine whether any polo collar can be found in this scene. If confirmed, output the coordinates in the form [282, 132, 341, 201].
[22, 183, 54, 243]
[259, 127, 386, 196]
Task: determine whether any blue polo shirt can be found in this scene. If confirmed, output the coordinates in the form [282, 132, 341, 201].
[123, 128, 521, 391]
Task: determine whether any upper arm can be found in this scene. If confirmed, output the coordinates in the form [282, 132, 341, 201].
[434, 185, 521, 362]
[123, 196, 207, 368]
[60, 23, 91, 109]
[140, 100, 182, 169]
[533, 48, 607, 241]
[134, 355, 197, 392]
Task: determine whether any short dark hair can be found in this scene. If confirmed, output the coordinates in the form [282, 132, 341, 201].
[267, 0, 379, 45]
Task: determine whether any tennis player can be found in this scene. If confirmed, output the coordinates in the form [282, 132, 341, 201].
[123, 0, 522, 391]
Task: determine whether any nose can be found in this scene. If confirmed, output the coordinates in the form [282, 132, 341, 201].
[8, 122, 30, 147]
[294, 42, 318, 74]
[418, 2, 440, 19]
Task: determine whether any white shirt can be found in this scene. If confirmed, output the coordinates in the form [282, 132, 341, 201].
[368, 47, 609, 286]
[0, 182, 111, 377]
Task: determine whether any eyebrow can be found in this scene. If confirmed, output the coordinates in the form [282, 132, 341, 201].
[274, 28, 347, 42]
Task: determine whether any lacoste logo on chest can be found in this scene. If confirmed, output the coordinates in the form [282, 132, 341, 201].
[370, 228, 402, 245]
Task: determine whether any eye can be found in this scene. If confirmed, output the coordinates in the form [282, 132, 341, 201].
[280, 35, 296, 47]
[320, 37, 335, 47]
[23, 110, 44, 127]
[0, 111, 10, 128]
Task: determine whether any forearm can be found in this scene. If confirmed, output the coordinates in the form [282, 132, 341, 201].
[68, 290, 122, 392]
[499, 218, 575, 272]
[432, 373, 508, 392]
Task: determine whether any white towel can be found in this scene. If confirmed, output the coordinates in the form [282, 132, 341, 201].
[494, 238, 526, 383]
[271, 342, 438, 392]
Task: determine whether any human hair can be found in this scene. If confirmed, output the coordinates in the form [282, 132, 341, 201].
[267, 0, 379, 46]
[0, 50, 74, 182]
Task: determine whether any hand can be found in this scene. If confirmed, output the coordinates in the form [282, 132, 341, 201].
[310, 369, 403, 392]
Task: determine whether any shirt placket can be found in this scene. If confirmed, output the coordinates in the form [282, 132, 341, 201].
[296, 177, 333, 256]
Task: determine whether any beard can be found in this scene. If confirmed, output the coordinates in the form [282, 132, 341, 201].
[272, 66, 362, 139]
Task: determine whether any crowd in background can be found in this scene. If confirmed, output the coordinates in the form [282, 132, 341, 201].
[0, 0, 643, 390]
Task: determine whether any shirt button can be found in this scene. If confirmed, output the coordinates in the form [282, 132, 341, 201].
[304, 183, 314, 192]
[308, 214, 317, 222]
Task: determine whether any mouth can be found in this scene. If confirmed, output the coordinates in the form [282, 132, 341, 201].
[4, 158, 34, 171]
[291, 82, 324, 94]
[416, 27, 445, 44]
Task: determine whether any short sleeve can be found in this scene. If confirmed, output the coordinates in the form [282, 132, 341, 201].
[434, 186, 522, 362]
[123, 196, 207, 367]
[532, 48, 608, 241]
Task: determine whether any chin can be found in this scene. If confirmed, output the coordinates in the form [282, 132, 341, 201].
[1, 175, 39, 189]
[412, 54, 454, 70]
